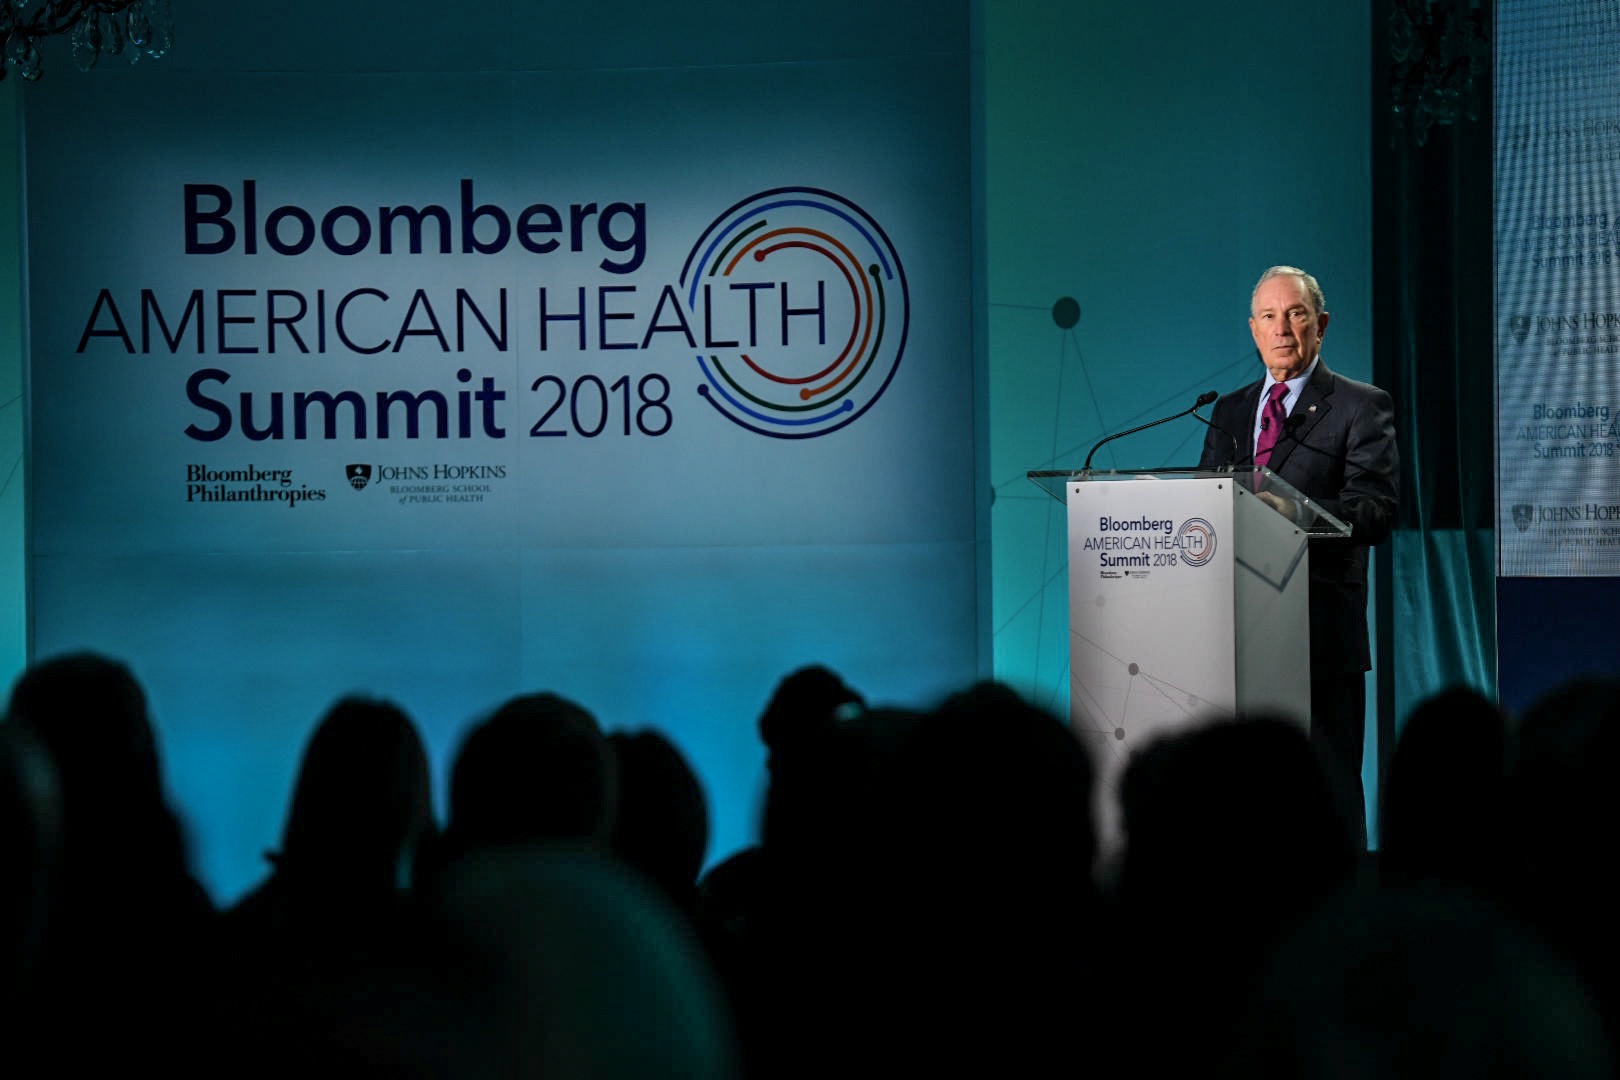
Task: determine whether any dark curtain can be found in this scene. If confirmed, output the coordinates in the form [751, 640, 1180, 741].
[1371, 0, 1498, 776]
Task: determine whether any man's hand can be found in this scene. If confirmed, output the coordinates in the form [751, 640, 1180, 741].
[1256, 489, 1299, 521]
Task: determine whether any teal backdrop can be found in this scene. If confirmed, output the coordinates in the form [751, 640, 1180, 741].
[0, 1, 1487, 898]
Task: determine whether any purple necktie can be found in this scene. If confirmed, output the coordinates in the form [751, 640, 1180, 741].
[1254, 382, 1290, 470]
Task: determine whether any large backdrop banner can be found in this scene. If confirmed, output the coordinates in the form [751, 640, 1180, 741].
[23, 55, 977, 899]
[1494, 0, 1620, 709]
[1496, 0, 1620, 576]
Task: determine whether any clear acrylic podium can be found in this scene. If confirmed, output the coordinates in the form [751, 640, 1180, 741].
[1027, 466, 1350, 853]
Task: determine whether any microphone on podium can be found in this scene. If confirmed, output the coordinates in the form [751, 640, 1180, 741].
[1082, 390, 1220, 472]
[1192, 404, 1242, 467]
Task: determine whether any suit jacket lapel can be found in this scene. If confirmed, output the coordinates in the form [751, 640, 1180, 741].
[1238, 381, 1263, 464]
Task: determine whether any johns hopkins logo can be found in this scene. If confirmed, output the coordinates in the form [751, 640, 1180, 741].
[1177, 517, 1218, 567]
[680, 187, 909, 439]
[347, 464, 373, 491]
[1513, 504, 1534, 532]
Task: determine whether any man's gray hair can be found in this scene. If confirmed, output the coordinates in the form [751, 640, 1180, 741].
[1252, 265, 1326, 317]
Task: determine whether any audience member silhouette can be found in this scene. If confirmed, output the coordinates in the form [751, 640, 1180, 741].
[607, 728, 710, 917]
[424, 690, 617, 889]
[859, 681, 1100, 1075]
[3, 651, 215, 1072]
[1225, 884, 1613, 1078]
[212, 696, 438, 1070]
[755, 663, 866, 774]
[1378, 685, 1510, 898]
[416, 846, 743, 1079]
[208, 848, 743, 1078]
[694, 665, 905, 1079]
[16, 648, 1617, 1078]
[1110, 714, 1357, 1075]
[696, 664, 866, 962]
[282, 697, 434, 892]
[1507, 675, 1620, 1053]
[706, 675, 1103, 1076]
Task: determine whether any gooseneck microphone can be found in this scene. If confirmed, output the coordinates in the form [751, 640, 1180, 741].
[1082, 390, 1219, 472]
[1192, 409, 1242, 467]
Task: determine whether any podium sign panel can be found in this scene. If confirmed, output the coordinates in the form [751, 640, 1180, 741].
[1036, 468, 1334, 856]
[1067, 476, 1236, 750]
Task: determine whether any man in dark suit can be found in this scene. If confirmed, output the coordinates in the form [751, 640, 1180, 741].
[1198, 266, 1399, 845]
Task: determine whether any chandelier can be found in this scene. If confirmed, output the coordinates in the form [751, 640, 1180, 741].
[1388, 0, 1488, 146]
[1, 0, 174, 82]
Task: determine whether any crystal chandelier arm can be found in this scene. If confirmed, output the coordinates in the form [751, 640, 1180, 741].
[2, 0, 172, 81]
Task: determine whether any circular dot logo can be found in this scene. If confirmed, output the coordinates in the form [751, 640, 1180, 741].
[1177, 517, 1218, 567]
[679, 187, 909, 438]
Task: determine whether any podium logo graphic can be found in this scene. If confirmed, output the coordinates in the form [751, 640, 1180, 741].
[680, 187, 909, 439]
[1513, 504, 1534, 532]
[1177, 517, 1217, 567]
[347, 464, 373, 491]
[1509, 315, 1531, 345]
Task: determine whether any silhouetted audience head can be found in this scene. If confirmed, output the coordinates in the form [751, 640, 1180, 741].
[698, 667, 921, 1080]
[883, 680, 1096, 895]
[838, 683, 1101, 1076]
[1511, 676, 1620, 884]
[1117, 713, 1355, 916]
[1508, 676, 1620, 1040]
[6, 652, 164, 836]
[422, 847, 741, 1079]
[273, 696, 435, 895]
[442, 691, 616, 862]
[1379, 685, 1508, 895]
[211, 699, 438, 1077]
[607, 729, 709, 911]
[1110, 714, 1356, 1075]
[756, 665, 888, 862]
[2, 652, 213, 1072]
[3, 652, 203, 903]
[757, 663, 864, 773]
[1226, 885, 1613, 1079]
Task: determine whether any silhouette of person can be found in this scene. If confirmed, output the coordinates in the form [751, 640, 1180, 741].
[1226, 885, 1612, 1079]
[607, 728, 710, 917]
[1508, 675, 1620, 1052]
[212, 696, 438, 1068]
[419, 846, 742, 1079]
[1110, 714, 1357, 1075]
[4, 651, 215, 1073]
[240, 695, 435, 907]
[1379, 685, 1509, 897]
[424, 691, 617, 890]
[695, 664, 892, 1079]
[860, 681, 1100, 1075]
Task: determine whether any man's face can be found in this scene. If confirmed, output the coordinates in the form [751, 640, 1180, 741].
[1249, 274, 1329, 381]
